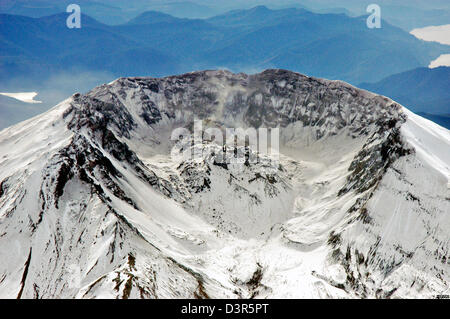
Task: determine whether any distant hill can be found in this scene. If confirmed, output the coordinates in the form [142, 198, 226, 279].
[0, 0, 130, 25]
[0, 13, 181, 80]
[126, 11, 189, 25]
[206, 5, 301, 28]
[360, 67, 450, 115]
[2, 7, 448, 86]
[0, 0, 219, 24]
[3, 0, 450, 30]
[145, 1, 217, 19]
[203, 7, 448, 83]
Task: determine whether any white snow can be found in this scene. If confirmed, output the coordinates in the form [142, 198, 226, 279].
[401, 107, 450, 186]
[0, 92, 42, 104]
[410, 24, 450, 45]
[410, 24, 450, 68]
[429, 54, 450, 68]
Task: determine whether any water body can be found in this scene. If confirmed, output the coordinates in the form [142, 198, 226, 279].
[410, 24, 450, 68]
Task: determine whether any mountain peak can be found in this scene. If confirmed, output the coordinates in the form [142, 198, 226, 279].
[126, 10, 186, 25]
[250, 5, 271, 12]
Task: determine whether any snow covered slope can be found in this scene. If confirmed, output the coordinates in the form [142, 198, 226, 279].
[0, 69, 448, 298]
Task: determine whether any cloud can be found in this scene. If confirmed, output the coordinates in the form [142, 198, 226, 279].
[0, 92, 42, 104]
[410, 24, 450, 45]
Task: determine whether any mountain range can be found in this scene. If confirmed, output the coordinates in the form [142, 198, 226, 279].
[0, 0, 220, 24]
[1, 6, 448, 86]
[292, 0, 450, 30]
[3, 0, 450, 30]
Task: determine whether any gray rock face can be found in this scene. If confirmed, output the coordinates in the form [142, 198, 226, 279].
[77, 69, 404, 135]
